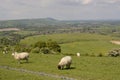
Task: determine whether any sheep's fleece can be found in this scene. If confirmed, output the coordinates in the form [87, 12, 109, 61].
[58, 56, 72, 69]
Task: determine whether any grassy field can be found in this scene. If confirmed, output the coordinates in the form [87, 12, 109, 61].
[1, 33, 120, 80]
[1, 53, 120, 80]
[0, 68, 61, 80]
[21, 33, 120, 55]
[21, 33, 115, 45]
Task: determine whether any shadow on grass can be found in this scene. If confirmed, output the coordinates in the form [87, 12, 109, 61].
[60, 67, 76, 70]
[20, 61, 33, 64]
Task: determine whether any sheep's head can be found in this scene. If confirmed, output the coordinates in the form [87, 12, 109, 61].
[57, 65, 61, 70]
[12, 52, 17, 56]
[12, 53, 15, 56]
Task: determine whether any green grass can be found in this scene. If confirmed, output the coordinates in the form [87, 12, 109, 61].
[0, 68, 61, 80]
[14, 30, 37, 35]
[1, 33, 120, 80]
[1, 53, 120, 80]
[61, 40, 120, 55]
[21, 33, 120, 55]
[21, 33, 116, 45]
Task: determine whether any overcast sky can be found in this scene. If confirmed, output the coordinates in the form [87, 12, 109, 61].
[0, 0, 120, 20]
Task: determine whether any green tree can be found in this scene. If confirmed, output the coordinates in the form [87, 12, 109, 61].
[34, 41, 46, 48]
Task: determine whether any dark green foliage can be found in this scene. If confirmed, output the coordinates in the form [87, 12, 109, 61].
[1, 19, 120, 38]
[46, 39, 61, 53]
[14, 44, 32, 52]
[32, 39, 61, 54]
[31, 47, 40, 53]
[34, 41, 46, 48]
[0, 37, 11, 45]
[0, 32, 22, 46]
[40, 47, 50, 54]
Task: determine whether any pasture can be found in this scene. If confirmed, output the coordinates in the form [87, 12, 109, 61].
[21, 33, 120, 56]
[1, 33, 120, 80]
[1, 53, 120, 80]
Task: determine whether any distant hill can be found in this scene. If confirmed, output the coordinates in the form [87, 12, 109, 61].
[0, 18, 120, 34]
[0, 18, 66, 28]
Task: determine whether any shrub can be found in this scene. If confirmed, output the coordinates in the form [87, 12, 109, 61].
[33, 39, 61, 54]
[31, 47, 40, 53]
[14, 44, 31, 52]
[34, 41, 46, 48]
[40, 47, 50, 54]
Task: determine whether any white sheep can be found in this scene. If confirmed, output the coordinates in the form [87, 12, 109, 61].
[76, 52, 80, 57]
[57, 56, 72, 70]
[3, 51, 6, 54]
[12, 52, 29, 63]
[3, 50, 8, 54]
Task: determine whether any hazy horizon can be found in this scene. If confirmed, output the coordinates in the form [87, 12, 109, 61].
[0, 0, 120, 20]
[1, 17, 120, 21]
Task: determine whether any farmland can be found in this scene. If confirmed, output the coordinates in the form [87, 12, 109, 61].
[1, 52, 120, 80]
[21, 33, 120, 56]
[0, 19, 120, 80]
[1, 33, 120, 80]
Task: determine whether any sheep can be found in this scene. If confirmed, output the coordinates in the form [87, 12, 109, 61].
[57, 56, 72, 70]
[3, 51, 8, 54]
[76, 52, 80, 57]
[3, 51, 6, 54]
[12, 52, 29, 63]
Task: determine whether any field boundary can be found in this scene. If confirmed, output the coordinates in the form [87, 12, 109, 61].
[0, 65, 77, 80]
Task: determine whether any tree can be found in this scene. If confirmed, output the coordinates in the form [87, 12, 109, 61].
[33, 39, 61, 54]
[34, 41, 46, 48]
[46, 39, 61, 53]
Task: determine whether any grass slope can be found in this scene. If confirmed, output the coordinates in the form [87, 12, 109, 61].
[21, 33, 120, 55]
[1, 33, 120, 80]
[0, 53, 120, 80]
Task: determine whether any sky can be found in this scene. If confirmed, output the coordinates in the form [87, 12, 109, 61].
[0, 0, 120, 20]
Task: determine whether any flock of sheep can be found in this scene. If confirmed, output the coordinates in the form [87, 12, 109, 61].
[11, 51, 80, 70]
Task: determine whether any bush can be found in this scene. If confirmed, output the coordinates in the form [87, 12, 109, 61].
[33, 39, 61, 54]
[34, 41, 46, 48]
[31, 47, 40, 53]
[40, 47, 50, 54]
[14, 44, 31, 52]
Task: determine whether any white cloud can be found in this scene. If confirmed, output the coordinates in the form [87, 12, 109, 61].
[106, 0, 120, 3]
[0, 0, 120, 20]
[32, 0, 56, 7]
[81, 0, 93, 5]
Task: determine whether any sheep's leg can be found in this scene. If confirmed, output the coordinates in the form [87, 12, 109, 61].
[26, 58, 28, 63]
[61, 65, 64, 70]
[66, 63, 71, 69]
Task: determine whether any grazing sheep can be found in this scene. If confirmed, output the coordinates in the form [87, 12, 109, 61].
[3, 51, 8, 54]
[76, 52, 80, 57]
[12, 52, 29, 63]
[3, 51, 6, 54]
[57, 56, 72, 70]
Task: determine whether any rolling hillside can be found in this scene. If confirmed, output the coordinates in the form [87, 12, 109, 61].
[20, 33, 120, 56]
